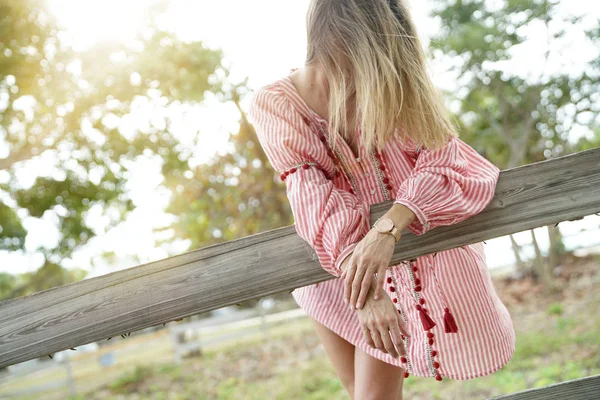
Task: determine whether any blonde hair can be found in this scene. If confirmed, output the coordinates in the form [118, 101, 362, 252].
[306, 0, 456, 152]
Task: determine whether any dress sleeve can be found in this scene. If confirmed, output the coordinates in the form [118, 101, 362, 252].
[248, 85, 371, 277]
[393, 136, 500, 236]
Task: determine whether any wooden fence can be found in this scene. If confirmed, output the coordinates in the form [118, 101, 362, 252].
[1, 148, 600, 397]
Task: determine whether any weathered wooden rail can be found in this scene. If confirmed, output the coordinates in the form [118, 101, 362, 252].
[492, 374, 600, 399]
[1, 148, 599, 377]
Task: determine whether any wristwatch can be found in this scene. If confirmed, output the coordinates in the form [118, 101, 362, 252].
[373, 217, 401, 243]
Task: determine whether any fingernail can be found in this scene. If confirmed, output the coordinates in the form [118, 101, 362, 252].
[357, 302, 362, 309]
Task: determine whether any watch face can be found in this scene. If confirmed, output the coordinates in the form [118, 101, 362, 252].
[377, 218, 394, 232]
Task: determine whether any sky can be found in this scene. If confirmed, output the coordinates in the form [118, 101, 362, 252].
[1, 0, 600, 277]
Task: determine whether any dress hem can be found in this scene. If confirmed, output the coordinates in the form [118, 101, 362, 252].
[297, 289, 516, 380]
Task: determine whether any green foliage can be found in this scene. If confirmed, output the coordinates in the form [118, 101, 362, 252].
[162, 92, 292, 250]
[1, 261, 88, 300]
[0, 201, 26, 250]
[0, 0, 227, 296]
[430, 0, 599, 274]
[0, 272, 17, 299]
[430, 0, 600, 168]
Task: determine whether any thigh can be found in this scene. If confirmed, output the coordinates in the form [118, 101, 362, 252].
[354, 346, 405, 400]
[311, 319, 356, 397]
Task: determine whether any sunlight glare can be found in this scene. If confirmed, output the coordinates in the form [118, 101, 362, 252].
[48, 0, 149, 48]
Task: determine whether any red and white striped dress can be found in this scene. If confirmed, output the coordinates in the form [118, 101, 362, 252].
[248, 75, 515, 381]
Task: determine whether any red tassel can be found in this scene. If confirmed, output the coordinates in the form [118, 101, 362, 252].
[418, 308, 436, 331]
[444, 308, 458, 333]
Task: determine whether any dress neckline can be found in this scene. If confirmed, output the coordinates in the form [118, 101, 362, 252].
[281, 75, 363, 161]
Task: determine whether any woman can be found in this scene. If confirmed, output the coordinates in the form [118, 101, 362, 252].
[248, 0, 515, 398]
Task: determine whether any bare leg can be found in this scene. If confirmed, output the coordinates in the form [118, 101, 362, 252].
[354, 346, 405, 400]
[311, 319, 357, 398]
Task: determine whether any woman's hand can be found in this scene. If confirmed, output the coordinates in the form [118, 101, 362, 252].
[355, 279, 409, 358]
[341, 228, 396, 309]
[341, 204, 416, 309]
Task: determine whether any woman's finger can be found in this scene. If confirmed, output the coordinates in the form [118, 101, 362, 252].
[373, 264, 388, 301]
[379, 325, 399, 358]
[397, 315, 410, 338]
[361, 324, 375, 348]
[370, 326, 386, 353]
[389, 319, 406, 357]
[350, 262, 367, 308]
[343, 259, 357, 304]
[340, 254, 351, 280]
[355, 270, 374, 309]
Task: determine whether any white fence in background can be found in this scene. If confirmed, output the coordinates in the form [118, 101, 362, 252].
[0, 352, 77, 399]
[169, 307, 308, 364]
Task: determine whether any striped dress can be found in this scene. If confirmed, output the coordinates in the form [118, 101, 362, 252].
[248, 75, 515, 381]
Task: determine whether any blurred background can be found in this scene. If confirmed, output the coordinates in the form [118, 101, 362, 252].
[0, 0, 599, 399]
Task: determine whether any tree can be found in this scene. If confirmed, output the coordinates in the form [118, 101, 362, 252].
[430, 0, 600, 284]
[160, 81, 292, 250]
[0, 0, 226, 297]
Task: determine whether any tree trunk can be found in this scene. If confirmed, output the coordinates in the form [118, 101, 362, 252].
[531, 229, 556, 291]
[530, 230, 545, 278]
[547, 225, 564, 269]
[510, 234, 527, 276]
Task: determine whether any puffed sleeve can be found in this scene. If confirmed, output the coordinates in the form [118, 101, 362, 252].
[393, 136, 500, 236]
[248, 84, 371, 277]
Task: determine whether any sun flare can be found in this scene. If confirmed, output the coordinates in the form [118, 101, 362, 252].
[47, 0, 149, 48]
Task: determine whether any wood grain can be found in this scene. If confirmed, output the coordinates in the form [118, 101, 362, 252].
[489, 374, 600, 399]
[0, 148, 599, 368]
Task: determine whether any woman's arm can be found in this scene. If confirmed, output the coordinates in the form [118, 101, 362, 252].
[248, 84, 371, 278]
[393, 136, 500, 236]
[340, 203, 415, 306]
[344, 136, 500, 309]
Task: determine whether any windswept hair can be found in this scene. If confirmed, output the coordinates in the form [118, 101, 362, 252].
[306, 0, 456, 152]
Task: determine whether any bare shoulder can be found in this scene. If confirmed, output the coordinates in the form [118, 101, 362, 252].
[289, 67, 329, 120]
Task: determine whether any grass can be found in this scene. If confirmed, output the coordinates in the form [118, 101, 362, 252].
[109, 365, 154, 394]
[85, 298, 600, 400]
[210, 358, 348, 400]
[0, 330, 174, 400]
